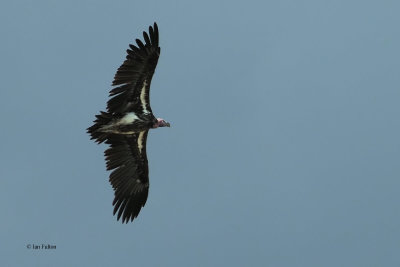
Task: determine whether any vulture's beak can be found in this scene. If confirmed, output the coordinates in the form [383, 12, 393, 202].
[160, 120, 170, 127]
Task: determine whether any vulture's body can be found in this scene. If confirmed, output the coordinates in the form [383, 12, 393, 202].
[87, 23, 169, 223]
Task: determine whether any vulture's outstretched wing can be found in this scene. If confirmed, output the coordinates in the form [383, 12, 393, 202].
[107, 23, 160, 115]
[105, 131, 150, 223]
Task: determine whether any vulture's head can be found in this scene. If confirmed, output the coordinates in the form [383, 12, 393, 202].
[153, 118, 170, 128]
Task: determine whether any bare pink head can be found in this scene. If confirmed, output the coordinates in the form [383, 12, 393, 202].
[152, 118, 170, 128]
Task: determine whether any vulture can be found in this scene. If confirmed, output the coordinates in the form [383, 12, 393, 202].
[87, 23, 169, 223]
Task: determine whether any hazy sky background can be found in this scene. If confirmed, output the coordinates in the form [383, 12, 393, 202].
[1, 0, 399, 266]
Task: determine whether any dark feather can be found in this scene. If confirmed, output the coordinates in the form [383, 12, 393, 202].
[143, 31, 151, 45]
[86, 111, 113, 144]
[107, 23, 160, 115]
[105, 133, 149, 223]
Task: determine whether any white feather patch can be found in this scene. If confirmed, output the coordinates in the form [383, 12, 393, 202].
[140, 80, 150, 114]
[119, 112, 139, 124]
[137, 131, 145, 153]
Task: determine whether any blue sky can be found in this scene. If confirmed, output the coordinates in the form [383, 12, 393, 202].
[1, 0, 399, 266]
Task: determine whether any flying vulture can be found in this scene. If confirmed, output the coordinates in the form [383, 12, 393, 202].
[87, 23, 169, 223]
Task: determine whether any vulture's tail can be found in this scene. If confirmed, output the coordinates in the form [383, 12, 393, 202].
[87, 111, 113, 144]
